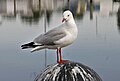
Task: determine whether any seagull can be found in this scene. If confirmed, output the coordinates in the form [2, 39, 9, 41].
[21, 10, 78, 64]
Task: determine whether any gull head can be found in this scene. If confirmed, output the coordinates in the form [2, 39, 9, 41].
[62, 10, 74, 23]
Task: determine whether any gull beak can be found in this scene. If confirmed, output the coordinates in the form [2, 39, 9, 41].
[62, 18, 66, 23]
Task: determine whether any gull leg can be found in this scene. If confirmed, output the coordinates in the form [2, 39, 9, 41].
[59, 48, 62, 61]
[58, 48, 69, 64]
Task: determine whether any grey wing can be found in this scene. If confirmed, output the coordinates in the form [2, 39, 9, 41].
[34, 28, 66, 45]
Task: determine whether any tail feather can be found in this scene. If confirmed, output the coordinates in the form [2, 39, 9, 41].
[31, 46, 45, 52]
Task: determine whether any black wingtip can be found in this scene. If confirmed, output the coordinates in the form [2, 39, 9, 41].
[21, 46, 29, 49]
[21, 42, 34, 49]
[21, 44, 23, 47]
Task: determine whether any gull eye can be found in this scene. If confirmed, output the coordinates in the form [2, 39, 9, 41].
[68, 15, 69, 17]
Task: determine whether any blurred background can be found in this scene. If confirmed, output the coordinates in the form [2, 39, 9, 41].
[0, 0, 120, 81]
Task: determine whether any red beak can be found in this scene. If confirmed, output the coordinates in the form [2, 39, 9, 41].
[62, 18, 66, 23]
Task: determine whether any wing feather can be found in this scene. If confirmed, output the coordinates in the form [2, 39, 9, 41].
[34, 26, 66, 45]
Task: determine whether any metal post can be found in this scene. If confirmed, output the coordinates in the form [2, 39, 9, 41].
[44, 9, 47, 67]
[96, 15, 98, 36]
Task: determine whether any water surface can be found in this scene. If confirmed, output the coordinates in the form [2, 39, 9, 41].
[0, 0, 120, 81]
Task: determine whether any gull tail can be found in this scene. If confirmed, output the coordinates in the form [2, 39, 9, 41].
[30, 46, 45, 52]
[21, 42, 45, 52]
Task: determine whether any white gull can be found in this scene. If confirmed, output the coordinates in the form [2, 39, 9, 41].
[21, 10, 78, 63]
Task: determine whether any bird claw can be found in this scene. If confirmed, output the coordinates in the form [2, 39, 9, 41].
[57, 60, 69, 64]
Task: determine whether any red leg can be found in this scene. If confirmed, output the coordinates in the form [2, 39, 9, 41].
[58, 48, 69, 64]
[59, 48, 62, 61]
